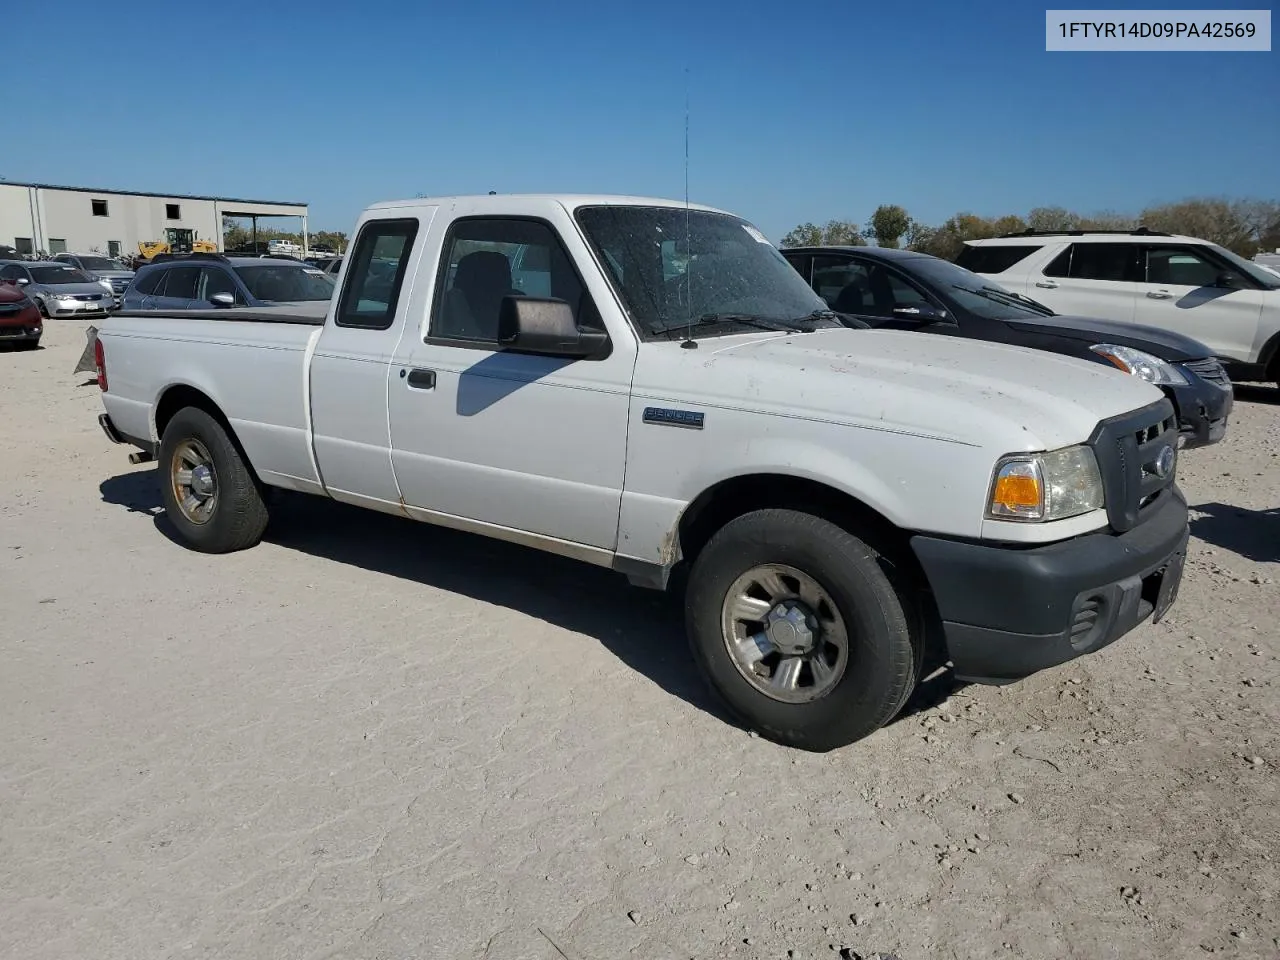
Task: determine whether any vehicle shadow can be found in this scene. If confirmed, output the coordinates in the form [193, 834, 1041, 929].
[99, 470, 735, 727]
[1231, 383, 1280, 405]
[99, 471, 964, 737]
[1190, 501, 1280, 564]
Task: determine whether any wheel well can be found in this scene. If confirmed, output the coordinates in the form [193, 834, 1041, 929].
[154, 384, 227, 440]
[153, 385, 261, 482]
[677, 474, 945, 672]
[1264, 331, 1280, 380]
[679, 474, 914, 573]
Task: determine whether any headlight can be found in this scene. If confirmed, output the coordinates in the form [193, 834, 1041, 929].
[987, 444, 1104, 522]
[99, 280, 114, 293]
[1090, 343, 1187, 385]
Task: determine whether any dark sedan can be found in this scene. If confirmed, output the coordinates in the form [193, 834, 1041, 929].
[783, 246, 1232, 448]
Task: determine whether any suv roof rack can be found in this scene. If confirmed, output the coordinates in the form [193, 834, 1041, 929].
[997, 226, 1171, 239]
[148, 252, 229, 264]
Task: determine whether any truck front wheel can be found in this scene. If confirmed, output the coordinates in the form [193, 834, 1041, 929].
[158, 407, 269, 553]
[686, 509, 917, 751]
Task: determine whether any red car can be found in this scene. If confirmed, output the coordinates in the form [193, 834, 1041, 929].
[0, 278, 43, 349]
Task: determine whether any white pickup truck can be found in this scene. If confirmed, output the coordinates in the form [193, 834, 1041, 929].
[95, 194, 1190, 750]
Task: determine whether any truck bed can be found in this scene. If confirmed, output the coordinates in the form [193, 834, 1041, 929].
[112, 307, 326, 326]
[98, 310, 324, 495]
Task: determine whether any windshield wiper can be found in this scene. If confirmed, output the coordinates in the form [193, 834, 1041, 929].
[959, 285, 1054, 316]
[787, 309, 844, 330]
[653, 313, 806, 337]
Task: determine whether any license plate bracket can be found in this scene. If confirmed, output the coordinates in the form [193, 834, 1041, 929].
[1152, 550, 1185, 624]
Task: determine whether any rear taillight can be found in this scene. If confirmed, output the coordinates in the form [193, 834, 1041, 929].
[94, 337, 107, 392]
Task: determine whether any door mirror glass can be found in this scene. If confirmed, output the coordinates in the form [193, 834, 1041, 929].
[210, 292, 236, 307]
[497, 296, 608, 357]
[891, 302, 947, 323]
[1214, 271, 1240, 289]
[15, 277, 29, 285]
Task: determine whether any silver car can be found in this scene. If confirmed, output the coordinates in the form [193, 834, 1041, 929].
[0, 261, 112, 318]
[53, 253, 134, 308]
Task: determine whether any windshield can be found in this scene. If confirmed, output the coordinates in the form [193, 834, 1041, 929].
[1209, 244, 1280, 289]
[31, 266, 94, 285]
[906, 257, 1055, 319]
[75, 256, 124, 272]
[233, 264, 336, 302]
[574, 206, 829, 338]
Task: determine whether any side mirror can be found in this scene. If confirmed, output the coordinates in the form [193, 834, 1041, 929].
[891, 302, 947, 323]
[497, 296, 609, 358]
[1214, 272, 1240, 289]
[15, 277, 29, 286]
[209, 292, 236, 307]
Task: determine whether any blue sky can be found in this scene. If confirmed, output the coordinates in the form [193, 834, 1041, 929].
[5, 1, 1276, 240]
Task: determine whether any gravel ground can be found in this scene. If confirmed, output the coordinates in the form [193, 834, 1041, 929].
[1, 321, 1277, 960]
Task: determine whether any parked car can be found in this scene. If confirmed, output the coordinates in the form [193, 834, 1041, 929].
[0, 277, 43, 348]
[958, 229, 1280, 385]
[784, 246, 1233, 448]
[122, 253, 336, 311]
[0, 261, 111, 318]
[93, 194, 1189, 751]
[52, 253, 135, 307]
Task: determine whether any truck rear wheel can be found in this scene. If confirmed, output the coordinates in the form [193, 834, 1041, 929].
[685, 509, 917, 751]
[158, 407, 269, 553]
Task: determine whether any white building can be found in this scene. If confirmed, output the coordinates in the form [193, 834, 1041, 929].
[0, 181, 308, 259]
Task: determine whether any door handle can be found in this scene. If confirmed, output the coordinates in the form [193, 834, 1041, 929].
[1034, 280, 1059, 289]
[406, 368, 436, 389]
[1146, 290, 1173, 300]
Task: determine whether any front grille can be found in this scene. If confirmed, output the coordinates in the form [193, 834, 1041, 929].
[0, 304, 20, 315]
[0, 325, 34, 337]
[72, 294, 102, 302]
[109, 278, 129, 292]
[1087, 398, 1178, 533]
[1182, 358, 1230, 387]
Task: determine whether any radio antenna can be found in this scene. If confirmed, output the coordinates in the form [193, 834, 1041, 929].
[681, 65, 697, 349]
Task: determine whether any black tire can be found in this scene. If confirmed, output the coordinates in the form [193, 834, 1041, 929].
[158, 406, 269, 553]
[686, 509, 917, 752]
[15, 339, 40, 351]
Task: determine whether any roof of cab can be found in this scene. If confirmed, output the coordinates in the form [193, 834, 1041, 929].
[364, 194, 732, 215]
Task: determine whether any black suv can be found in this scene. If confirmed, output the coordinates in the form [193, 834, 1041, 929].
[784, 246, 1232, 448]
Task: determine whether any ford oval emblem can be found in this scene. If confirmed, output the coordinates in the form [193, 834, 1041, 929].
[1154, 445, 1176, 479]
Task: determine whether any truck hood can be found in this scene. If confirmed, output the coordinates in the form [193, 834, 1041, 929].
[1005, 313, 1212, 362]
[639, 327, 1165, 452]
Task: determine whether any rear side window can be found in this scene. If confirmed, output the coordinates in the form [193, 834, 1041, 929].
[1043, 243, 1137, 281]
[954, 244, 1041, 274]
[132, 269, 163, 295]
[335, 219, 419, 329]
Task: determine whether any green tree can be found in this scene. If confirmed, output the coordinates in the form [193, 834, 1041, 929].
[780, 222, 823, 247]
[1077, 210, 1136, 231]
[1139, 198, 1255, 254]
[1026, 206, 1080, 233]
[913, 213, 996, 260]
[866, 204, 911, 248]
[990, 214, 1028, 237]
[780, 219, 865, 247]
